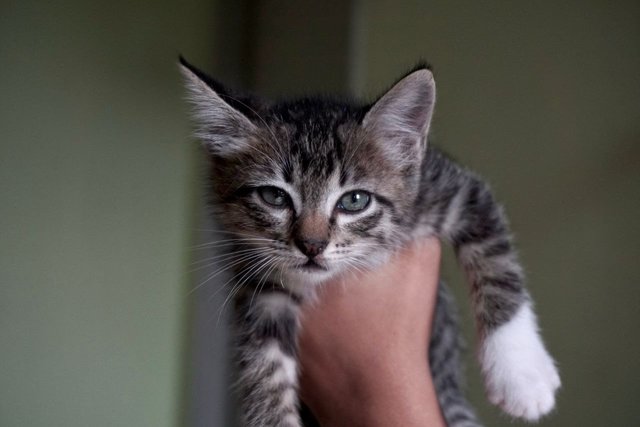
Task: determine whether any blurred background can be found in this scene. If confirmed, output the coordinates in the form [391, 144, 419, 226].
[1, 0, 638, 426]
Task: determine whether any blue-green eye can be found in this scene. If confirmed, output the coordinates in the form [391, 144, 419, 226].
[258, 186, 289, 208]
[337, 191, 371, 212]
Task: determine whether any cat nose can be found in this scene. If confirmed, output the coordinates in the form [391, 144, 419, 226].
[295, 238, 328, 258]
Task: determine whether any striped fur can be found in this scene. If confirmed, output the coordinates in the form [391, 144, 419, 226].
[181, 58, 560, 426]
[430, 283, 481, 427]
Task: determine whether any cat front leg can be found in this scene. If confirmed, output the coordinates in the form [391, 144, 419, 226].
[236, 291, 302, 427]
[439, 173, 561, 421]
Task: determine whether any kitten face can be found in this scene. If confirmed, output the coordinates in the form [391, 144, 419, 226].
[181, 58, 435, 287]
[211, 113, 415, 284]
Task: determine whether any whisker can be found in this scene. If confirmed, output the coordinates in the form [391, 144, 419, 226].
[202, 248, 282, 298]
[194, 228, 275, 238]
[191, 237, 273, 250]
[249, 259, 279, 309]
[189, 251, 271, 295]
[216, 256, 273, 324]
[188, 250, 267, 274]
[213, 255, 271, 305]
[190, 247, 272, 266]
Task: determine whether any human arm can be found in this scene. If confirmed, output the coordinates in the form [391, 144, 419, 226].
[298, 239, 446, 427]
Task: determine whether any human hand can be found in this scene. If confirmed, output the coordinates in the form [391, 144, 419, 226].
[298, 238, 446, 427]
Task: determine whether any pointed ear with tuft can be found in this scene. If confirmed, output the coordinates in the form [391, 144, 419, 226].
[179, 56, 257, 157]
[362, 67, 436, 161]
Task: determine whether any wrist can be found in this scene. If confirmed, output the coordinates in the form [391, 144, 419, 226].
[304, 357, 444, 427]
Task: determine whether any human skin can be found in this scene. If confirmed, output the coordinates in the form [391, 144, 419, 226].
[298, 238, 446, 427]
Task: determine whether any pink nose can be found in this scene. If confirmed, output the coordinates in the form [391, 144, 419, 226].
[295, 238, 328, 258]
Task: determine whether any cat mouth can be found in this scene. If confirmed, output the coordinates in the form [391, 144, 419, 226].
[296, 259, 328, 272]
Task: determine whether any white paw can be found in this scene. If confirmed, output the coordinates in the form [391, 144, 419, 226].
[480, 304, 561, 422]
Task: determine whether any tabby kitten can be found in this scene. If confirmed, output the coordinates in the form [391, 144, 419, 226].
[180, 57, 560, 427]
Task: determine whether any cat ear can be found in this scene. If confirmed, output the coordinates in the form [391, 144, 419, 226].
[362, 65, 436, 159]
[179, 56, 257, 156]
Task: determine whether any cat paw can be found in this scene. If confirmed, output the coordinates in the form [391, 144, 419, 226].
[480, 304, 561, 422]
[485, 358, 560, 421]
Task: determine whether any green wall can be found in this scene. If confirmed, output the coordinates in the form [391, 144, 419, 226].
[0, 1, 216, 425]
[356, 1, 640, 426]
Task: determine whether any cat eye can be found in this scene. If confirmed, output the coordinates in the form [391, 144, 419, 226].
[337, 190, 371, 213]
[257, 186, 289, 208]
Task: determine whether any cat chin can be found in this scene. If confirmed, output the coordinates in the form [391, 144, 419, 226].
[280, 267, 342, 293]
[281, 254, 392, 292]
[285, 269, 335, 284]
